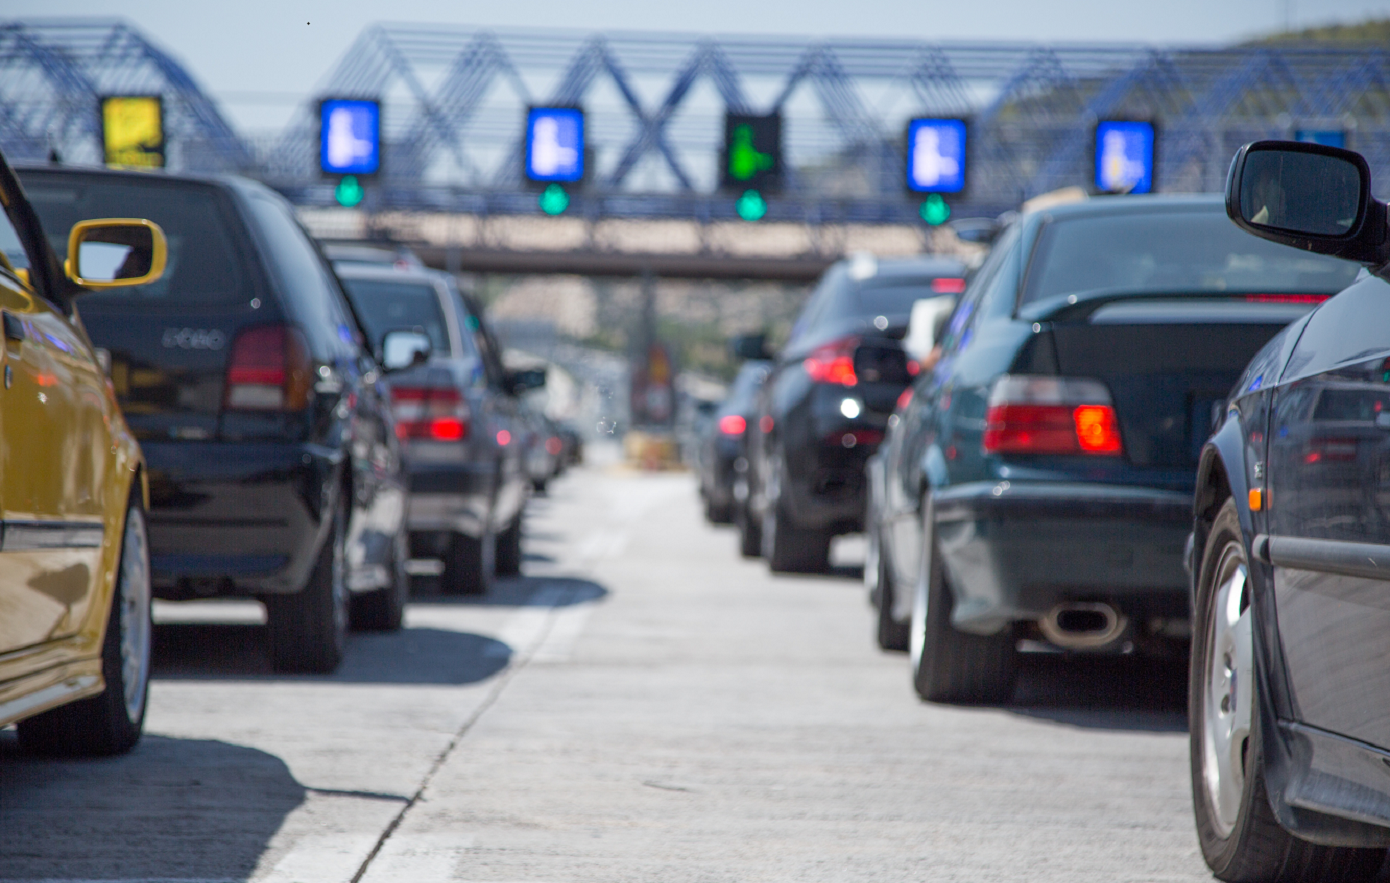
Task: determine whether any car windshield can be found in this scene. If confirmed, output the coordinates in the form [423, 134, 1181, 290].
[339, 277, 452, 356]
[20, 176, 257, 304]
[1022, 211, 1361, 306]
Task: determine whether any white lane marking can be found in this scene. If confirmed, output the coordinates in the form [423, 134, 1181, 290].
[532, 601, 595, 663]
[357, 834, 475, 883]
[257, 833, 378, 883]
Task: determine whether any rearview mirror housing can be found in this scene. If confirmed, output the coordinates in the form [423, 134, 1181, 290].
[381, 329, 431, 370]
[730, 333, 772, 361]
[65, 218, 167, 289]
[1226, 140, 1389, 267]
[508, 367, 547, 395]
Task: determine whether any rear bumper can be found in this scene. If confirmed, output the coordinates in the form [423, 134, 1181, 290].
[406, 464, 497, 537]
[932, 481, 1193, 634]
[144, 441, 342, 597]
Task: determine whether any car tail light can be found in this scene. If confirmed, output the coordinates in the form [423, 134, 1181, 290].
[391, 386, 470, 441]
[225, 325, 313, 411]
[896, 387, 915, 411]
[828, 428, 884, 449]
[804, 336, 859, 386]
[1304, 438, 1358, 463]
[1243, 293, 1331, 304]
[932, 277, 967, 294]
[719, 414, 747, 435]
[983, 375, 1122, 457]
[546, 436, 563, 456]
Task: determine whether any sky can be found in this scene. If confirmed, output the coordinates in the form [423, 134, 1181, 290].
[8, 0, 1390, 133]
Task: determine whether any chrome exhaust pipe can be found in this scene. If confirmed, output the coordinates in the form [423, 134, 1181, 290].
[1039, 602, 1127, 650]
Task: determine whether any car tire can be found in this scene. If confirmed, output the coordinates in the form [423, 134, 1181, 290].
[911, 497, 1016, 703]
[495, 514, 523, 577]
[875, 538, 910, 652]
[17, 499, 152, 756]
[531, 478, 548, 494]
[763, 502, 831, 574]
[442, 529, 494, 596]
[349, 526, 409, 632]
[705, 496, 733, 525]
[736, 498, 762, 558]
[266, 504, 348, 674]
[1190, 498, 1385, 882]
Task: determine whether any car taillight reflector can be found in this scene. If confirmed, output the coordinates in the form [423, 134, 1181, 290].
[391, 386, 469, 441]
[804, 337, 859, 386]
[719, 414, 747, 435]
[983, 375, 1121, 457]
[225, 325, 312, 411]
[932, 277, 967, 294]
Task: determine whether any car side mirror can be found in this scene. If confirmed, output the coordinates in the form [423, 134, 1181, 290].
[507, 367, 546, 395]
[730, 333, 772, 361]
[948, 217, 1001, 245]
[381, 329, 431, 370]
[65, 218, 168, 289]
[853, 340, 912, 386]
[1226, 140, 1389, 266]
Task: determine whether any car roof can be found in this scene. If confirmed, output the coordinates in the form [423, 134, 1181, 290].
[1025, 193, 1224, 220]
[332, 263, 448, 287]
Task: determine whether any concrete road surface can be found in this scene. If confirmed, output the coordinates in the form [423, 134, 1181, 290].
[3, 452, 1225, 882]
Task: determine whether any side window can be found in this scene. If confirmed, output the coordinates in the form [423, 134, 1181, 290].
[940, 224, 1021, 356]
[789, 266, 846, 347]
[244, 192, 356, 357]
[0, 206, 32, 285]
[457, 293, 508, 389]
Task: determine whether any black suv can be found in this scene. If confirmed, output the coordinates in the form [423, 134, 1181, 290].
[19, 165, 409, 674]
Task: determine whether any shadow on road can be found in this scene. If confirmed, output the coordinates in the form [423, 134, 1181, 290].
[152, 624, 511, 684]
[1006, 653, 1189, 733]
[410, 574, 607, 608]
[0, 733, 303, 880]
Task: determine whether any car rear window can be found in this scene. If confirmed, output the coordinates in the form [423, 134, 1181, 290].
[20, 176, 258, 304]
[1022, 211, 1361, 306]
[855, 280, 950, 317]
[339, 277, 452, 356]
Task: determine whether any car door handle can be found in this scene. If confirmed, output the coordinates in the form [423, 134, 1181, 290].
[3, 312, 24, 343]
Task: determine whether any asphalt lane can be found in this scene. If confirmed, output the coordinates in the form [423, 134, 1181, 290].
[2, 451, 1217, 882]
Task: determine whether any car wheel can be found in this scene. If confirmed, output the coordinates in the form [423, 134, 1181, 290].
[442, 529, 494, 596]
[705, 496, 733, 525]
[495, 514, 523, 577]
[349, 525, 409, 632]
[736, 497, 763, 558]
[531, 478, 548, 494]
[875, 535, 910, 652]
[18, 500, 151, 756]
[763, 502, 830, 574]
[266, 504, 348, 673]
[911, 497, 1016, 703]
[1190, 498, 1385, 881]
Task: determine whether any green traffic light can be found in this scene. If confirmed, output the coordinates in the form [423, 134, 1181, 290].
[539, 183, 570, 215]
[335, 175, 364, 208]
[728, 124, 775, 182]
[735, 189, 767, 222]
[920, 193, 951, 225]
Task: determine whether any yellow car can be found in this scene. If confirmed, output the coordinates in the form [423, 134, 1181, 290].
[0, 149, 168, 756]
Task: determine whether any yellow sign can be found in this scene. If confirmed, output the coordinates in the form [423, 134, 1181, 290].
[101, 96, 165, 168]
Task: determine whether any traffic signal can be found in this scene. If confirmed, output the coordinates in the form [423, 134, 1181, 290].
[538, 183, 570, 215]
[721, 113, 782, 192]
[919, 194, 951, 225]
[906, 118, 966, 193]
[101, 95, 165, 169]
[335, 175, 365, 207]
[320, 98, 381, 177]
[525, 107, 585, 184]
[1094, 120, 1155, 194]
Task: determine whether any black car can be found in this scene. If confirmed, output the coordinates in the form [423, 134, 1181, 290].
[1186, 141, 1390, 880]
[876, 194, 1359, 703]
[744, 255, 967, 573]
[334, 263, 539, 595]
[699, 359, 771, 525]
[19, 165, 410, 674]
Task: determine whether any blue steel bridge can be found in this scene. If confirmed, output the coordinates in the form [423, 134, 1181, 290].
[2, 19, 1389, 275]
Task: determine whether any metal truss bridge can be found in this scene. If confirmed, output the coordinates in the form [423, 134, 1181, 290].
[4, 18, 1390, 239]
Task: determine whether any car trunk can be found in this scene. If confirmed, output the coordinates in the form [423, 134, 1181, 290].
[1049, 299, 1312, 470]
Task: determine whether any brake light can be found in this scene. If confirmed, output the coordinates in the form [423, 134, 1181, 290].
[932, 277, 967, 294]
[545, 436, 563, 456]
[391, 386, 470, 441]
[804, 336, 859, 386]
[1304, 438, 1357, 463]
[896, 387, 914, 411]
[719, 414, 747, 436]
[983, 375, 1121, 457]
[225, 325, 313, 411]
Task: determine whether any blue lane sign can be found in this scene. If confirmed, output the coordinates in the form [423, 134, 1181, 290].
[906, 118, 967, 193]
[525, 107, 585, 183]
[320, 99, 381, 176]
[1095, 120, 1155, 194]
[1295, 129, 1346, 149]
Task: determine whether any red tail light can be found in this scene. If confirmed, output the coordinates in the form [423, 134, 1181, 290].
[1244, 293, 1331, 304]
[1304, 438, 1358, 463]
[804, 336, 859, 386]
[225, 325, 313, 411]
[718, 414, 747, 435]
[391, 386, 470, 441]
[983, 376, 1122, 457]
[545, 436, 563, 455]
[932, 277, 967, 294]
